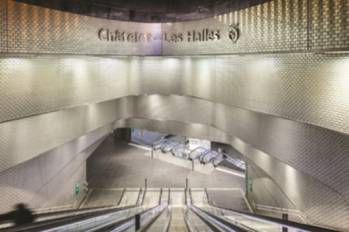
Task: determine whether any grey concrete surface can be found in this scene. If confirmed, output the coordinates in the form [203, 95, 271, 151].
[87, 139, 244, 189]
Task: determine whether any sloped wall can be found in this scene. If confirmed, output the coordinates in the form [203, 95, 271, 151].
[0, 127, 108, 213]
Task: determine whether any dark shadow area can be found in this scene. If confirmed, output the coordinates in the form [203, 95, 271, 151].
[0, 203, 35, 226]
[15, 0, 272, 22]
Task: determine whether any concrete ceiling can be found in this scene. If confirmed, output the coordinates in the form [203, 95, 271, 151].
[16, 0, 270, 22]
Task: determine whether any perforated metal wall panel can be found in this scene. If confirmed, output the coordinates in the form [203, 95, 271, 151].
[0, 0, 7, 52]
[116, 115, 348, 231]
[124, 95, 349, 202]
[0, 0, 348, 55]
[0, 95, 347, 229]
[0, 130, 106, 212]
[0, 0, 348, 229]
[6, 1, 162, 55]
[0, 54, 348, 135]
[310, 0, 349, 50]
[0, 99, 125, 172]
[162, 0, 309, 55]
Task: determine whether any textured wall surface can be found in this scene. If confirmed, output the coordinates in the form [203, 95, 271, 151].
[0, 100, 122, 172]
[0, 129, 107, 213]
[0, 95, 347, 230]
[0, 0, 348, 55]
[5, 1, 161, 55]
[162, 0, 309, 54]
[0, 54, 348, 134]
[0, 0, 348, 230]
[116, 116, 348, 231]
[310, 0, 349, 50]
[0, 0, 7, 52]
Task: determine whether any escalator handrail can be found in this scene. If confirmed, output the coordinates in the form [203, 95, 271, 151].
[189, 188, 193, 205]
[0, 205, 138, 232]
[159, 188, 163, 205]
[206, 203, 339, 232]
[141, 187, 147, 206]
[137, 205, 168, 232]
[136, 188, 143, 206]
[168, 189, 171, 205]
[189, 205, 245, 232]
[0, 205, 115, 227]
[33, 204, 115, 218]
[204, 188, 211, 205]
[165, 208, 171, 232]
[91, 204, 167, 232]
[117, 188, 126, 206]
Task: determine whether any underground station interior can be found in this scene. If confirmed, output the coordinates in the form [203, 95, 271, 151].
[0, 0, 348, 231]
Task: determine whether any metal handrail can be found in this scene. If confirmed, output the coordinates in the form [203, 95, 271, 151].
[189, 188, 193, 205]
[0, 203, 116, 228]
[158, 188, 163, 205]
[165, 208, 171, 232]
[136, 188, 143, 206]
[0, 205, 139, 232]
[205, 203, 339, 232]
[184, 217, 192, 232]
[255, 204, 309, 223]
[168, 189, 171, 205]
[91, 204, 167, 232]
[189, 205, 243, 232]
[117, 188, 126, 206]
[137, 205, 169, 232]
[204, 188, 211, 205]
[34, 204, 116, 218]
[141, 188, 147, 206]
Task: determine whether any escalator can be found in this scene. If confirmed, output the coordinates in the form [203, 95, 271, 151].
[187, 189, 339, 232]
[0, 188, 339, 232]
[142, 188, 340, 232]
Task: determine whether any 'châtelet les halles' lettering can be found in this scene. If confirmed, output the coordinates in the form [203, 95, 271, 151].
[98, 25, 240, 43]
[98, 28, 220, 43]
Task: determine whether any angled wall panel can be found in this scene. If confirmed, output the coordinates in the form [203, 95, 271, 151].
[0, 129, 107, 213]
[6, 1, 162, 55]
[0, 0, 7, 52]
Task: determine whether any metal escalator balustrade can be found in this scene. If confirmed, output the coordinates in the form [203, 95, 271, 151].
[140, 205, 171, 232]
[200, 151, 219, 164]
[195, 202, 339, 231]
[189, 147, 210, 161]
[0, 205, 140, 232]
[188, 189, 339, 232]
[188, 205, 248, 232]
[89, 203, 168, 232]
[0, 188, 150, 232]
